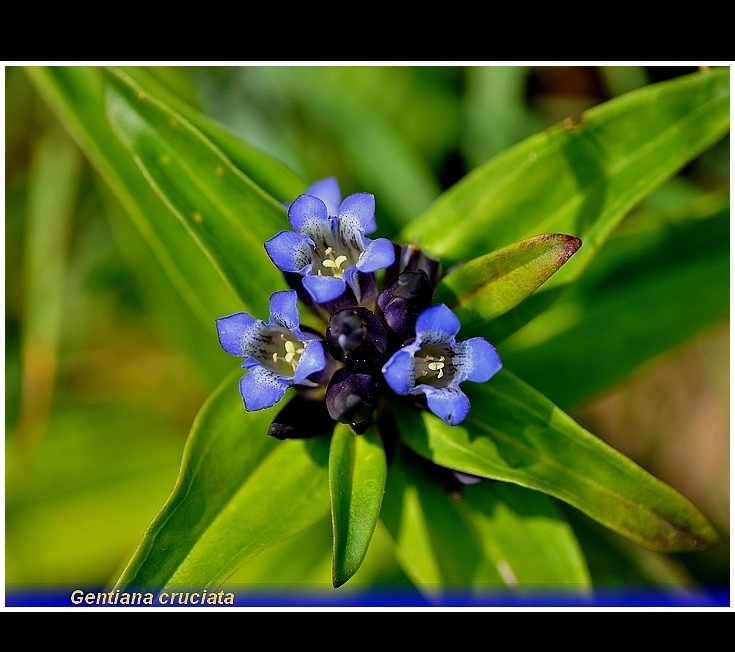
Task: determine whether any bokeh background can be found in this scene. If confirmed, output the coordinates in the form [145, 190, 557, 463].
[5, 66, 729, 592]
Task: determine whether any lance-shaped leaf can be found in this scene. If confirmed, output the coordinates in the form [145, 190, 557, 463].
[25, 66, 239, 328]
[460, 482, 591, 590]
[500, 197, 730, 408]
[118, 66, 307, 205]
[329, 424, 387, 588]
[401, 69, 729, 288]
[396, 370, 718, 553]
[380, 449, 485, 595]
[104, 67, 288, 318]
[434, 234, 581, 336]
[380, 447, 590, 594]
[116, 373, 330, 591]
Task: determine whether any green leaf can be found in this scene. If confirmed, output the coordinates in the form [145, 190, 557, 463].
[118, 66, 307, 205]
[402, 69, 729, 287]
[562, 505, 697, 589]
[380, 449, 486, 594]
[24, 66, 240, 328]
[17, 119, 81, 446]
[396, 370, 718, 552]
[116, 373, 330, 590]
[461, 482, 591, 589]
[103, 67, 288, 318]
[434, 233, 581, 334]
[380, 448, 590, 593]
[500, 197, 730, 408]
[329, 424, 387, 588]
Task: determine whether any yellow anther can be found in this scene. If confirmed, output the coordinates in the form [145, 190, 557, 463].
[427, 361, 445, 372]
[272, 352, 279, 363]
[334, 255, 348, 269]
[325, 247, 334, 256]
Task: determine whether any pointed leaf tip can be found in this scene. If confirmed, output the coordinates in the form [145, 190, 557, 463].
[434, 233, 583, 332]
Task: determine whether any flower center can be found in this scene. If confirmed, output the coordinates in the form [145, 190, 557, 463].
[261, 329, 305, 376]
[414, 344, 456, 387]
[318, 246, 350, 278]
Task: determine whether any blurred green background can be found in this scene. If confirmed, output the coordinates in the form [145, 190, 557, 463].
[5, 66, 729, 592]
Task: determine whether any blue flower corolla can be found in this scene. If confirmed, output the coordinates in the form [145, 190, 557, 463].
[381, 304, 502, 426]
[265, 179, 395, 304]
[216, 290, 326, 411]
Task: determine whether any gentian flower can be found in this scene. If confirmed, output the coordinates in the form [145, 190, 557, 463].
[216, 290, 326, 411]
[265, 179, 395, 304]
[381, 304, 502, 426]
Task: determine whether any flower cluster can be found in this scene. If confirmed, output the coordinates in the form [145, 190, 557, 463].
[216, 179, 502, 434]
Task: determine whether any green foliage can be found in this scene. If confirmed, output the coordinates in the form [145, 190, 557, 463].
[11, 66, 729, 603]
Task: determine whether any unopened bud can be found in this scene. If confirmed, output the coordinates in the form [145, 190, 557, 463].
[326, 307, 388, 372]
[268, 393, 334, 440]
[326, 369, 379, 425]
[377, 270, 433, 337]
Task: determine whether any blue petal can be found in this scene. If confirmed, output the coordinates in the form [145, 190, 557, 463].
[453, 337, 503, 383]
[338, 192, 376, 236]
[423, 386, 471, 426]
[302, 274, 347, 303]
[288, 194, 329, 234]
[268, 290, 300, 331]
[216, 312, 260, 356]
[239, 366, 289, 411]
[265, 231, 312, 273]
[305, 177, 341, 217]
[343, 266, 361, 301]
[415, 304, 461, 345]
[381, 349, 416, 395]
[356, 237, 395, 273]
[293, 340, 326, 383]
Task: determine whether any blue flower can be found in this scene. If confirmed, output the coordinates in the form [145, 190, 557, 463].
[216, 290, 326, 411]
[265, 178, 395, 304]
[381, 304, 502, 426]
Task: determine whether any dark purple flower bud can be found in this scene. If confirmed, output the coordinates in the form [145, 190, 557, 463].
[377, 269, 434, 338]
[326, 368, 379, 425]
[268, 392, 334, 440]
[383, 243, 442, 289]
[325, 307, 388, 372]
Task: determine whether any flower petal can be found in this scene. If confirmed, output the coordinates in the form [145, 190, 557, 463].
[338, 192, 377, 236]
[239, 366, 289, 411]
[264, 230, 312, 273]
[293, 340, 327, 383]
[305, 177, 341, 217]
[342, 266, 362, 302]
[356, 237, 395, 273]
[302, 274, 347, 304]
[415, 304, 461, 345]
[216, 312, 260, 356]
[381, 349, 416, 395]
[422, 386, 471, 426]
[288, 193, 330, 235]
[268, 289, 300, 331]
[453, 337, 503, 383]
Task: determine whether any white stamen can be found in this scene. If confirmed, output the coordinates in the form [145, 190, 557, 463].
[284, 340, 296, 363]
